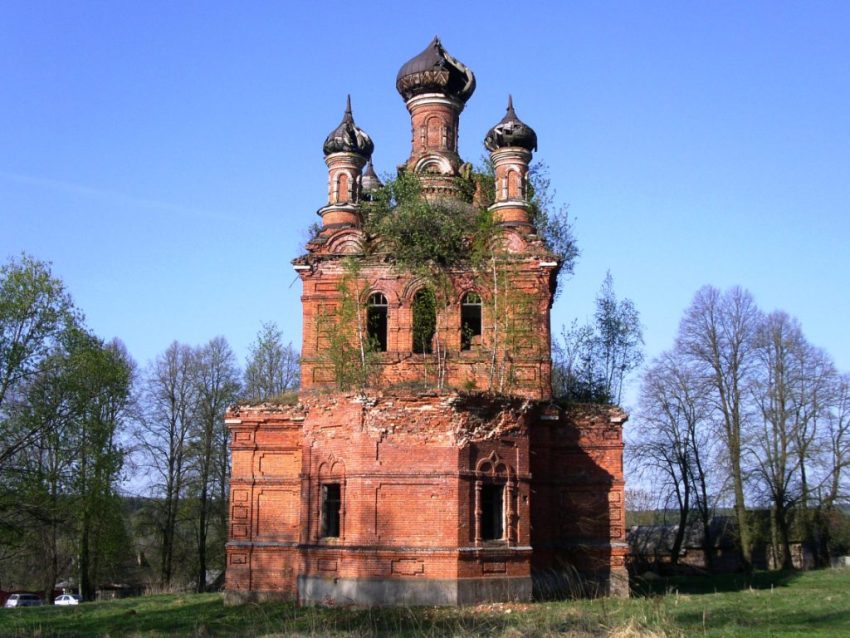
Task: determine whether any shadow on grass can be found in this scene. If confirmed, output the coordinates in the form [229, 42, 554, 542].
[630, 569, 803, 597]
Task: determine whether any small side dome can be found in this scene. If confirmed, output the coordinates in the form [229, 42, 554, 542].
[323, 95, 375, 159]
[361, 161, 383, 194]
[396, 36, 476, 103]
[484, 96, 538, 153]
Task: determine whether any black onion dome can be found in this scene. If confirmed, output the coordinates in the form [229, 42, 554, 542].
[484, 96, 538, 153]
[361, 160, 382, 193]
[396, 36, 476, 103]
[323, 95, 374, 158]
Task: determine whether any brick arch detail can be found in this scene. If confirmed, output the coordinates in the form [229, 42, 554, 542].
[413, 154, 453, 176]
[473, 451, 517, 545]
[400, 277, 434, 304]
[325, 229, 366, 255]
[455, 287, 487, 305]
[475, 450, 513, 478]
[360, 286, 400, 306]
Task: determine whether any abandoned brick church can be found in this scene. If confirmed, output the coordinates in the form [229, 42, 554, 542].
[224, 38, 628, 605]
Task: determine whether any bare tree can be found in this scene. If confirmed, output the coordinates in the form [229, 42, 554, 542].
[676, 286, 761, 570]
[243, 322, 299, 401]
[750, 311, 807, 569]
[189, 337, 240, 592]
[138, 342, 197, 587]
[823, 374, 850, 510]
[633, 349, 715, 565]
[790, 339, 836, 564]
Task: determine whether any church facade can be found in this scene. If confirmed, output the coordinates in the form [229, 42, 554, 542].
[224, 38, 628, 605]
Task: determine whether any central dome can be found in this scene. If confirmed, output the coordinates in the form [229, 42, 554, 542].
[396, 36, 476, 103]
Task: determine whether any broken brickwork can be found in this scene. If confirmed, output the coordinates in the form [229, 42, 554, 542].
[225, 395, 627, 604]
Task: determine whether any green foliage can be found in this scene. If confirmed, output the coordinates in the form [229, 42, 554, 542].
[3, 325, 134, 598]
[318, 258, 377, 391]
[0, 253, 77, 419]
[527, 162, 579, 278]
[363, 171, 489, 274]
[243, 322, 299, 401]
[412, 288, 436, 354]
[0, 255, 138, 597]
[553, 272, 644, 405]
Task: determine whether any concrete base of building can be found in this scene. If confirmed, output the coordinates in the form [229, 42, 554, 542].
[297, 575, 532, 606]
[531, 567, 630, 600]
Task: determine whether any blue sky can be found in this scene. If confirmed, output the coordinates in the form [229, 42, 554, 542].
[3, 1, 849, 408]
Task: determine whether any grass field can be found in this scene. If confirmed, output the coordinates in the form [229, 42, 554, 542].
[1, 568, 849, 637]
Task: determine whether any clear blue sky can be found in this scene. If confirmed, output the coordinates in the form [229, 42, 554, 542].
[3, 1, 849, 408]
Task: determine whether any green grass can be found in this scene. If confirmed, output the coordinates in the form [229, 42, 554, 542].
[1, 569, 849, 637]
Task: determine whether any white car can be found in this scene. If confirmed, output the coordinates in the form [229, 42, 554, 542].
[54, 594, 80, 606]
[4, 593, 42, 607]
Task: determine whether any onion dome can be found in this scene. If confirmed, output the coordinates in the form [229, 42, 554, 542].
[360, 160, 383, 194]
[484, 96, 538, 152]
[396, 36, 476, 103]
[323, 95, 374, 158]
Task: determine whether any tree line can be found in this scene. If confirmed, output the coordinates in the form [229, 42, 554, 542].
[631, 286, 850, 570]
[0, 255, 299, 600]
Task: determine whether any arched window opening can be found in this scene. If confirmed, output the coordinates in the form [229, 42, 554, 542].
[461, 292, 482, 351]
[412, 289, 436, 354]
[507, 170, 522, 199]
[474, 452, 514, 545]
[336, 173, 350, 203]
[426, 116, 442, 148]
[367, 292, 388, 352]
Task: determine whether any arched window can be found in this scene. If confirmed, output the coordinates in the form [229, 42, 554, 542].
[474, 452, 514, 544]
[367, 292, 388, 352]
[412, 289, 436, 354]
[318, 459, 345, 540]
[461, 292, 482, 351]
[507, 169, 522, 200]
[336, 172, 350, 203]
[426, 116, 442, 148]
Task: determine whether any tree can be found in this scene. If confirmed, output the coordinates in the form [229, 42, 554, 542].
[189, 337, 240, 592]
[138, 342, 197, 587]
[0, 254, 76, 466]
[632, 349, 716, 566]
[552, 320, 596, 400]
[5, 329, 133, 600]
[594, 272, 644, 404]
[824, 374, 850, 510]
[64, 332, 134, 600]
[243, 322, 299, 401]
[676, 286, 761, 570]
[553, 273, 643, 404]
[750, 311, 807, 569]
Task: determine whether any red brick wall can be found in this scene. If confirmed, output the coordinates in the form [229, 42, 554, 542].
[225, 395, 627, 600]
[298, 257, 557, 399]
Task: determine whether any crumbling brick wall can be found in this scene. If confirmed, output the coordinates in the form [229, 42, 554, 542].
[224, 393, 627, 604]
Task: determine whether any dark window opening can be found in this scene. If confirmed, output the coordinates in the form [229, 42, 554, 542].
[367, 292, 388, 352]
[412, 289, 436, 354]
[461, 292, 482, 350]
[480, 484, 504, 541]
[321, 483, 341, 538]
